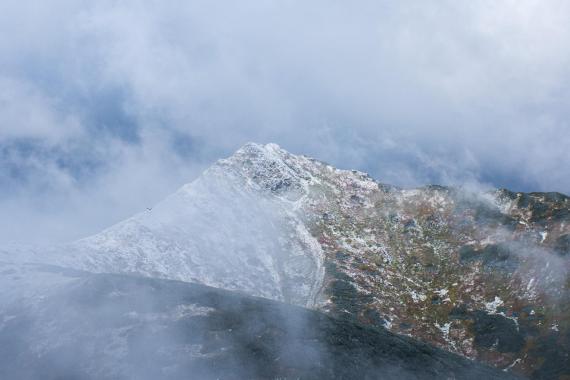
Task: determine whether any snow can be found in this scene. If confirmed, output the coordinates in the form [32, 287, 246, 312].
[434, 321, 455, 349]
[410, 290, 427, 303]
[435, 321, 452, 336]
[503, 358, 521, 372]
[485, 296, 504, 314]
[125, 304, 215, 322]
[434, 288, 449, 297]
[14, 143, 326, 307]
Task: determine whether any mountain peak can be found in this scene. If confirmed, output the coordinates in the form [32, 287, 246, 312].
[216, 142, 313, 197]
[237, 141, 283, 153]
[226, 142, 287, 164]
[9, 143, 568, 378]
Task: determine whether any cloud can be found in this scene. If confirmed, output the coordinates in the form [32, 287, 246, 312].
[1, 0, 570, 243]
[0, 77, 82, 143]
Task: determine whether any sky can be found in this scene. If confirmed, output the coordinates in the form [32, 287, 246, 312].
[1, 0, 569, 244]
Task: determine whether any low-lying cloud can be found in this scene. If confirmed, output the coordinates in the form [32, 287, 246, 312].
[1, 0, 570, 243]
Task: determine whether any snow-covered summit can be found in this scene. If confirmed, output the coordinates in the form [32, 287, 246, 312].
[43, 143, 326, 307]
[213, 142, 307, 197]
[0, 142, 388, 307]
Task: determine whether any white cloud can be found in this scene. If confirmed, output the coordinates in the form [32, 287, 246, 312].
[1, 0, 569, 243]
[0, 77, 83, 143]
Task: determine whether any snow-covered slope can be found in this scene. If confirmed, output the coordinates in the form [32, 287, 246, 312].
[56, 143, 324, 307]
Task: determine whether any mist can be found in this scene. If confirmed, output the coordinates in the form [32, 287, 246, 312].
[0, 2, 568, 378]
[1, 0, 570, 244]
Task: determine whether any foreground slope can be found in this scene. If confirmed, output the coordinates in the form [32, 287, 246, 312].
[0, 262, 519, 380]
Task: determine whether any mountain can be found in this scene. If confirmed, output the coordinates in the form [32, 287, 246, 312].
[2, 143, 568, 378]
[0, 262, 520, 379]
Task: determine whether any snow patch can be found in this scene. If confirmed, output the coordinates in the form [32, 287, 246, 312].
[485, 296, 504, 314]
[410, 290, 427, 303]
[434, 288, 448, 297]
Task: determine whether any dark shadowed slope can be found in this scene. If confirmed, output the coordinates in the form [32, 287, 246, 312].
[0, 262, 521, 380]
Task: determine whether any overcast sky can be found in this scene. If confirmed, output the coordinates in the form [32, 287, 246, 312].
[1, 0, 569, 243]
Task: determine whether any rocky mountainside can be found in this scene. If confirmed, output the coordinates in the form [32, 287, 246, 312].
[2, 143, 568, 378]
[0, 262, 519, 380]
